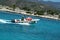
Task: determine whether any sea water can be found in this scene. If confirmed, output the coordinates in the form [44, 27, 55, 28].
[0, 11, 60, 40]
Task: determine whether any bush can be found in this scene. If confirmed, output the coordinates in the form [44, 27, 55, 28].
[58, 15, 60, 19]
[22, 7, 31, 11]
[47, 10, 55, 15]
[26, 11, 31, 14]
[12, 4, 16, 11]
[36, 10, 45, 15]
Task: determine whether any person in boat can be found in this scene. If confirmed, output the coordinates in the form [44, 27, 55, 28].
[21, 16, 24, 21]
[26, 17, 36, 24]
[11, 19, 20, 23]
[11, 16, 24, 23]
[26, 17, 32, 22]
[26, 17, 32, 21]
[15, 19, 20, 23]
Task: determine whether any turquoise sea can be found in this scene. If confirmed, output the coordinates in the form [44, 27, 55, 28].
[0, 11, 60, 40]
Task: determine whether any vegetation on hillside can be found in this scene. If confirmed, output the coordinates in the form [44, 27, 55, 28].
[12, 4, 16, 11]
[0, 0, 60, 18]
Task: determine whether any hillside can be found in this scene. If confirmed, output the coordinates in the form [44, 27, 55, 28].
[0, 0, 60, 12]
[38, 1, 60, 10]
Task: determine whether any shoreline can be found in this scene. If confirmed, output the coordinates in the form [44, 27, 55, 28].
[0, 7, 60, 20]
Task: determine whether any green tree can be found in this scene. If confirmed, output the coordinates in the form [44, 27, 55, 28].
[36, 10, 45, 15]
[22, 7, 31, 11]
[58, 14, 60, 19]
[47, 10, 55, 15]
[12, 4, 16, 11]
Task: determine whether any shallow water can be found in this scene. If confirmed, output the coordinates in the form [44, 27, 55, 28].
[0, 11, 60, 40]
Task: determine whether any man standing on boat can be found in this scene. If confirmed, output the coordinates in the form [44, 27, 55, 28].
[21, 16, 24, 21]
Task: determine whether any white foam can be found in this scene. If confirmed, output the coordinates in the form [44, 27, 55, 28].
[16, 23, 30, 25]
[0, 19, 7, 23]
[0, 19, 30, 25]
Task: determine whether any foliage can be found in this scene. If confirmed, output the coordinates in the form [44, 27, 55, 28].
[47, 10, 55, 15]
[36, 10, 45, 15]
[12, 4, 16, 11]
[58, 15, 60, 19]
[26, 11, 31, 14]
[22, 7, 31, 11]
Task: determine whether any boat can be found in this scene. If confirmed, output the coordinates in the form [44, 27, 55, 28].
[0, 17, 40, 25]
[11, 19, 38, 23]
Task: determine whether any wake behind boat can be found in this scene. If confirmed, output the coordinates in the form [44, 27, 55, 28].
[0, 17, 40, 25]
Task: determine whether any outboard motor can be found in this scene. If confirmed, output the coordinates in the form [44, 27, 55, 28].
[11, 19, 20, 23]
[11, 20, 15, 23]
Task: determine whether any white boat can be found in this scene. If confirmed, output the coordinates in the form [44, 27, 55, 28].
[7, 19, 39, 23]
[0, 18, 40, 25]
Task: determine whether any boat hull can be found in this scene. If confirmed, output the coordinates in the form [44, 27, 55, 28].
[0, 19, 40, 25]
